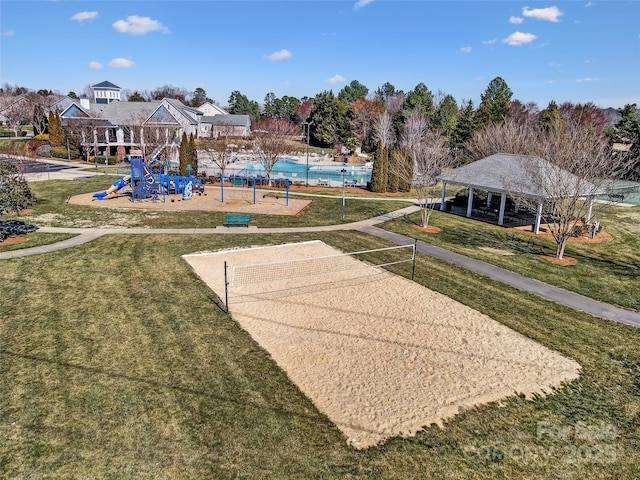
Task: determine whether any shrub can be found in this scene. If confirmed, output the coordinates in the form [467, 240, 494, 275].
[89, 155, 119, 165]
[33, 133, 49, 142]
[50, 146, 70, 159]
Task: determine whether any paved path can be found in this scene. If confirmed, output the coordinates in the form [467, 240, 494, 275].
[2, 203, 639, 328]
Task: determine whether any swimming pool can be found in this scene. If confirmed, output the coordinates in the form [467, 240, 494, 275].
[224, 158, 372, 187]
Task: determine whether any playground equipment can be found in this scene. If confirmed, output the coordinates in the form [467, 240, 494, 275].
[93, 154, 203, 202]
[92, 175, 132, 200]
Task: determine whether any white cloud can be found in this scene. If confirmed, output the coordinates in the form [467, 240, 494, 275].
[522, 6, 564, 22]
[460, 46, 472, 54]
[88, 61, 103, 70]
[109, 58, 135, 68]
[482, 38, 497, 45]
[509, 16, 524, 24]
[502, 31, 537, 46]
[264, 49, 292, 61]
[585, 59, 591, 64]
[584, 2, 595, 7]
[71, 11, 98, 22]
[112, 16, 169, 36]
[327, 74, 346, 84]
[354, 0, 374, 10]
[1, 30, 15, 36]
[576, 77, 600, 83]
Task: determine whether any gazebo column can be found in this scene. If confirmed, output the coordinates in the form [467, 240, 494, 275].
[498, 192, 506, 225]
[487, 191, 493, 205]
[533, 201, 544, 234]
[466, 187, 474, 217]
[440, 182, 447, 211]
[586, 196, 594, 223]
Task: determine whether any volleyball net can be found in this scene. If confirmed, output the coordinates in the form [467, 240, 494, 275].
[228, 243, 416, 289]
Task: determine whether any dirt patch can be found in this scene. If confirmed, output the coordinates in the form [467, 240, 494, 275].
[411, 225, 442, 234]
[511, 225, 614, 243]
[541, 255, 579, 266]
[67, 185, 311, 216]
[0, 236, 28, 246]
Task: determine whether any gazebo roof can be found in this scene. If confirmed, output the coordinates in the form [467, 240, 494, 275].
[437, 153, 603, 198]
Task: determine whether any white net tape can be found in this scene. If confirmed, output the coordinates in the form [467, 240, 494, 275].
[230, 244, 414, 288]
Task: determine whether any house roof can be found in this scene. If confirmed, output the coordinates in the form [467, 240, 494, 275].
[90, 101, 160, 125]
[203, 114, 250, 126]
[437, 153, 604, 198]
[92, 80, 121, 90]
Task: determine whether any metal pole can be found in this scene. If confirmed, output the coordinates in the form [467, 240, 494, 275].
[341, 168, 346, 221]
[224, 261, 229, 314]
[412, 239, 417, 281]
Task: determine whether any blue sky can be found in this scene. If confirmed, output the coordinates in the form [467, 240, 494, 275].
[1, 0, 639, 109]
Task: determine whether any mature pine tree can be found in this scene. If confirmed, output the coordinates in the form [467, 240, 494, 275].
[539, 101, 564, 131]
[404, 83, 435, 120]
[434, 94, 460, 140]
[451, 100, 477, 162]
[608, 104, 640, 180]
[478, 77, 513, 126]
[397, 147, 413, 193]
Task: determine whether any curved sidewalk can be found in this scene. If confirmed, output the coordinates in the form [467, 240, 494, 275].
[1, 205, 639, 327]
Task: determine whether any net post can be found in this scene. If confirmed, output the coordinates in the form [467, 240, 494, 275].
[224, 261, 229, 313]
[411, 239, 417, 281]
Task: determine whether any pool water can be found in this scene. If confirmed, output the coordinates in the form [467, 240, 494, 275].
[226, 158, 372, 186]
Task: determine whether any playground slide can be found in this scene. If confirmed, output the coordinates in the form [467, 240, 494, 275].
[92, 175, 132, 200]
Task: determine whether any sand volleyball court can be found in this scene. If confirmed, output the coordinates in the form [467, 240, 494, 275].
[183, 241, 580, 448]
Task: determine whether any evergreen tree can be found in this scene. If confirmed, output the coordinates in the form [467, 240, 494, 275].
[397, 147, 413, 193]
[188, 133, 198, 176]
[310, 91, 352, 147]
[370, 141, 388, 192]
[0, 161, 35, 215]
[337, 80, 369, 104]
[478, 77, 513, 126]
[179, 132, 189, 175]
[608, 104, 640, 181]
[47, 111, 65, 147]
[539, 101, 564, 131]
[404, 83, 435, 120]
[434, 94, 460, 140]
[386, 145, 399, 193]
[451, 100, 477, 162]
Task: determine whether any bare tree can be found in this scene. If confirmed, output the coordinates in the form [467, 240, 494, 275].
[394, 111, 452, 228]
[374, 109, 395, 147]
[467, 115, 631, 259]
[198, 135, 236, 178]
[2, 96, 32, 136]
[252, 117, 298, 184]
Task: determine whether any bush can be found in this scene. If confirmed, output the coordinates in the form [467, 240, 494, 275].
[50, 146, 70, 159]
[33, 133, 49, 142]
[89, 155, 119, 165]
[25, 140, 48, 157]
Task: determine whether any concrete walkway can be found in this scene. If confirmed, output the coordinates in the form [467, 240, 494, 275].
[2, 203, 639, 328]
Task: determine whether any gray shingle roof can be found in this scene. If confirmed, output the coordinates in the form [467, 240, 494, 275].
[90, 101, 160, 125]
[92, 81, 121, 90]
[437, 153, 603, 198]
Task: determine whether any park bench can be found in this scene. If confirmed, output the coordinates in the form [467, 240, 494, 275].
[224, 214, 251, 227]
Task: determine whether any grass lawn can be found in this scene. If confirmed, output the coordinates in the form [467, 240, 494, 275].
[13, 178, 412, 229]
[1, 230, 639, 479]
[380, 207, 640, 312]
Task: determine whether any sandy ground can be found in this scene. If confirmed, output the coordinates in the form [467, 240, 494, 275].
[67, 185, 311, 216]
[183, 241, 581, 448]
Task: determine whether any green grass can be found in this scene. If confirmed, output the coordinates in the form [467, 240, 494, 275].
[1, 232, 639, 479]
[14, 178, 411, 229]
[380, 207, 640, 312]
[0, 233, 77, 252]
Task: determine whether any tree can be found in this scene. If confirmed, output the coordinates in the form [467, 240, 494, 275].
[466, 115, 632, 259]
[337, 80, 368, 104]
[227, 91, 259, 117]
[179, 132, 189, 175]
[294, 99, 313, 124]
[607, 104, 640, 181]
[370, 109, 395, 192]
[3, 97, 32, 137]
[126, 91, 147, 102]
[450, 99, 478, 161]
[433, 93, 459, 140]
[477, 76, 513, 126]
[190, 87, 210, 107]
[350, 98, 383, 153]
[151, 84, 189, 103]
[539, 101, 564, 131]
[48, 111, 65, 147]
[198, 137, 236, 178]
[0, 161, 35, 215]
[68, 91, 79, 100]
[404, 83, 435, 119]
[251, 117, 298, 183]
[310, 91, 351, 147]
